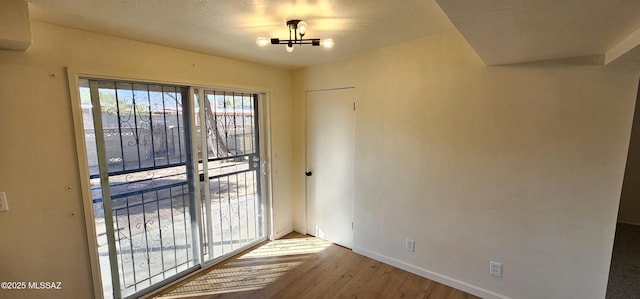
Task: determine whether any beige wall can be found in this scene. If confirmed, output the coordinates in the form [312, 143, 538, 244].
[0, 21, 293, 298]
[0, 0, 31, 51]
[292, 31, 638, 298]
[618, 90, 640, 225]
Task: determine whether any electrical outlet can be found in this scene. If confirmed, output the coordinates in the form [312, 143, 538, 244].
[405, 239, 415, 252]
[0, 192, 8, 212]
[490, 261, 502, 278]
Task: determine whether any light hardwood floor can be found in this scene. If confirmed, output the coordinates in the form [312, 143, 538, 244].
[154, 233, 480, 299]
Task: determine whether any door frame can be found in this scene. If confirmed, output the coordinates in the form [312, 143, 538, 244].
[304, 87, 356, 248]
[66, 67, 274, 299]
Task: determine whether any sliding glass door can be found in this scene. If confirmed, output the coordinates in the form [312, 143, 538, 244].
[194, 88, 265, 263]
[79, 79, 267, 299]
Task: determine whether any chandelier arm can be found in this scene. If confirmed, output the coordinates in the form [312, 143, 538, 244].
[271, 39, 320, 45]
[261, 20, 331, 49]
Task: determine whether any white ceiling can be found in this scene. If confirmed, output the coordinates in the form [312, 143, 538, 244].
[25, 0, 640, 69]
[436, 0, 640, 66]
[27, 0, 454, 69]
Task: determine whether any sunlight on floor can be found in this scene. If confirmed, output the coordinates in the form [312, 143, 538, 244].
[240, 236, 332, 258]
[156, 235, 331, 298]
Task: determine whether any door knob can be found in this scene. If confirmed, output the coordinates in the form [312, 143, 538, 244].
[305, 171, 313, 177]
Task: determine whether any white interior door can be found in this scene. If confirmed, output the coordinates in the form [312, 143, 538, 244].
[306, 88, 355, 249]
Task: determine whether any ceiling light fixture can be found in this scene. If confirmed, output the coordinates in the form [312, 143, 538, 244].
[256, 20, 334, 52]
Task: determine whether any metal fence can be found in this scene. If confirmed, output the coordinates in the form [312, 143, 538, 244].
[111, 181, 195, 294]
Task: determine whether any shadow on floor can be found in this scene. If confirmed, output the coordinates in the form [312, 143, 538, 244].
[155, 234, 332, 298]
[606, 223, 640, 299]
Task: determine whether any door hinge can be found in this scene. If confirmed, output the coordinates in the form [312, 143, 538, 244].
[353, 102, 356, 111]
[352, 222, 354, 230]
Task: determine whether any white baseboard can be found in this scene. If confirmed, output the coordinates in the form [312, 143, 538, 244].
[352, 247, 511, 299]
[274, 226, 294, 239]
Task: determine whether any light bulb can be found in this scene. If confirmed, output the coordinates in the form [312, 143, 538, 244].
[321, 39, 334, 48]
[256, 37, 269, 47]
[298, 21, 308, 36]
[286, 45, 294, 52]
